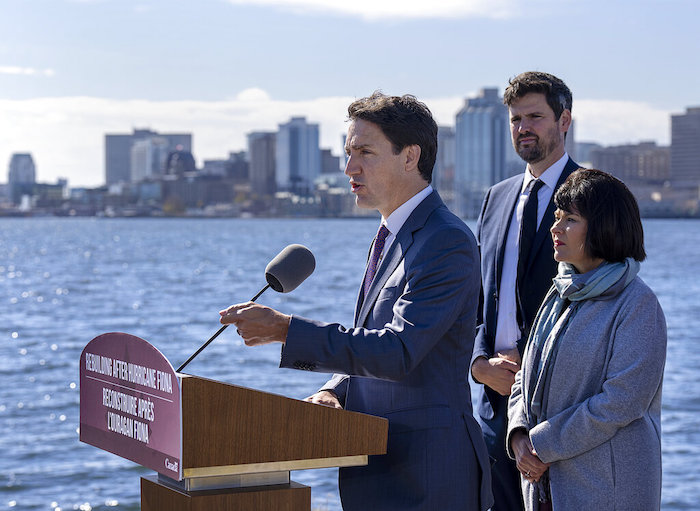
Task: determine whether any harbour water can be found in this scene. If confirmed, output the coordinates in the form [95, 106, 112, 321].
[1, 217, 699, 510]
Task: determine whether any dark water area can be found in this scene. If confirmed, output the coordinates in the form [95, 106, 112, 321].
[1, 217, 698, 510]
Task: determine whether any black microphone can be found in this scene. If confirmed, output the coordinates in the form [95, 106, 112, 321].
[264, 243, 317, 293]
[176, 244, 315, 373]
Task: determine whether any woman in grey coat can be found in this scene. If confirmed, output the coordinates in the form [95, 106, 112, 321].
[507, 169, 667, 511]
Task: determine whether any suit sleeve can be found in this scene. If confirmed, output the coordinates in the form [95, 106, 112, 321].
[529, 290, 667, 463]
[471, 188, 492, 366]
[280, 225, 479, 381]
[318, 373, 349, 405]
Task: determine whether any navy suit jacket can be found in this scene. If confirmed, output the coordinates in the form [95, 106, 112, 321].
[281, 191, 493, 511]
[472, 158, 579, 421]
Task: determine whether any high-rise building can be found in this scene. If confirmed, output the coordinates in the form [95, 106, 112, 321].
[434, 126, 456, 210]
[8, 153, 36, 204]
[321, 149, 342, 175]
[165, 146, 197, 177]
[455, 88, 508, 217]
[565, 119, 577, 162]
[8, 153, 35, 184]
[105, 129, 192, 185]
[226, 151, 249, 182]
[130, 136, 170, 183]
[248, 131, 276, 196]
[671, 107, 700, 188]
[341, 133, 348, 169]
[275, 117, 321, 195]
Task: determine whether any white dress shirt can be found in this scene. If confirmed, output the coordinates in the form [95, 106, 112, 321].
[375, 185, 433, 259]
[493, 154, 568, 353]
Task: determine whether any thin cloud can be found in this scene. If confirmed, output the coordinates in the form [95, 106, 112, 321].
[0, 66, 55, 77]
[225, 0, 520, 20]
[575, 99, 671, 146]
[0, 91, 672, 188]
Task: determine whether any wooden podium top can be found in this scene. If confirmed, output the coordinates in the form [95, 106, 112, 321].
[180, 375, 387, 478]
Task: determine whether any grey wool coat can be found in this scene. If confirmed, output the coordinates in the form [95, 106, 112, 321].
[507, 276, 667, 511]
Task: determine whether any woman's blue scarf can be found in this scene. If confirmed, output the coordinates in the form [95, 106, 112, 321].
[522, 257, 640, 503]
[525, 257, 640, 424]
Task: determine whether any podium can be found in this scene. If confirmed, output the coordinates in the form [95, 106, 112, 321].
[79, 333, 388, 510]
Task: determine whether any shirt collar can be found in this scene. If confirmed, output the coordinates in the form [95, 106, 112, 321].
[382, 185, 433, 235]
[522, 153, 569, 192]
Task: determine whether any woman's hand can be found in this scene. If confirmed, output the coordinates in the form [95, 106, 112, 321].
[510, 429, 550, 483]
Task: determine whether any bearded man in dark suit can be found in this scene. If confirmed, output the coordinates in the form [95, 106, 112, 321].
[470, 71, 580, 510]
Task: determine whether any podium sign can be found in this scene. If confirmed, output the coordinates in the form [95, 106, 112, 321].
[80, 332, 182, 480]
[80, 331, 388, 510]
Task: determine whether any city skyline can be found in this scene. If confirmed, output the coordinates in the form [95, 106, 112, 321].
[1, 0, 698, 187]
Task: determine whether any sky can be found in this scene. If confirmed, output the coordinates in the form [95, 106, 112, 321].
[1, 0, 698, 187]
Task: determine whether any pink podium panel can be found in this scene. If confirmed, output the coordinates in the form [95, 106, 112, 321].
[80, 332, 182, 479]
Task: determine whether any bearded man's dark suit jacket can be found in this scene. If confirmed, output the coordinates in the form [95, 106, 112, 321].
[471, 158, 579, 510]
[280, 190, 493, 511]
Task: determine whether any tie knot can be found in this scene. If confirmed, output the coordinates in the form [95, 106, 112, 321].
[376, 224, 390, 243]
[530, 179, 544, 195]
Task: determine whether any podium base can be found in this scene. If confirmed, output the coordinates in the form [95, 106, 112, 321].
[141, 475, 312, 511]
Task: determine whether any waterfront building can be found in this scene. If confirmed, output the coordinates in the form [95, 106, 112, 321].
[33, 180, 67, 209]
[671, 106, 700, 188]
[161, 174, 235, 212]
[590, 142, 670, 185]
[105, 129, 192, 185]
[575, 142, 604, 166]
[201, 159, 228, 177]
[275, 117, 321, 195]
[200, 151, 248, 181]
[226, 151, 249, 182]
[8, 153, 36, 205]
[248, 131, 276, 196]
[455, 88, 508, 218]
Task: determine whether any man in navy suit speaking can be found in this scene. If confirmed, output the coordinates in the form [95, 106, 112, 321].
[470, 72, 580, 510]
[220, 92, 493, 511]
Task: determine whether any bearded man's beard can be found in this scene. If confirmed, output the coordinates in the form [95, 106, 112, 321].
[515, 129, 560, 164]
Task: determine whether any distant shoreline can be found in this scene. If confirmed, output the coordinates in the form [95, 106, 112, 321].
[1, 211, 697, 220]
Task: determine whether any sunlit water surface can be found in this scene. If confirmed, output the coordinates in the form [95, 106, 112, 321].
[1, 218, 698, 510]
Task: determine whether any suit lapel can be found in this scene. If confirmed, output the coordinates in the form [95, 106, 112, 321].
[495, 177, 524, 288]
[356, 232, 406, 326]
[355, 191, 442, 327]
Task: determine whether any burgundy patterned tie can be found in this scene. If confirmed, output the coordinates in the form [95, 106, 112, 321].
[363, 224, 391, 297]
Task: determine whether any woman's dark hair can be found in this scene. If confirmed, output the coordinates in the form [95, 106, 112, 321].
[348, 91, 438, 183]
[554, 168, 646, 262]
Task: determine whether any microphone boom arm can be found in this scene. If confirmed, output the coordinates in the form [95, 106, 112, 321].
[176, 283, 271, 373]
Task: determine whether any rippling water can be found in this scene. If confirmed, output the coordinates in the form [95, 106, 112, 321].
[1, 217, 698, 510]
